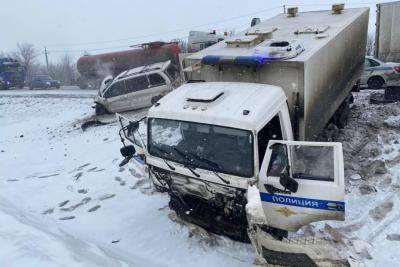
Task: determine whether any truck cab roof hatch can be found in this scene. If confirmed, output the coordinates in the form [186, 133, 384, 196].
[186, 89, 224, 103]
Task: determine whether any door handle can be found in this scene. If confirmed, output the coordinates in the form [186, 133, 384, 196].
[264, 184, 292, 195]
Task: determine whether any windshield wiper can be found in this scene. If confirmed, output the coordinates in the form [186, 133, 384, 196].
[187, 152, 230, 184]
[173, 147, 200, 177]
[152, 146, 176, 171]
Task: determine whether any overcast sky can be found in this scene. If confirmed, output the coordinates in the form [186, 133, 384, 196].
[0, 0, 392, 64]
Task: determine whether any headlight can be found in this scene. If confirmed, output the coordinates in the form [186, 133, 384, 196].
[46, 82, 51, 85]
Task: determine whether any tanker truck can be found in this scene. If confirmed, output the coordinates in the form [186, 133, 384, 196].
[76, 41, 181, 89]
[117, 5, 369, 266]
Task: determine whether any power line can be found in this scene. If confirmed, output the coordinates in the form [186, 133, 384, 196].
[45, 5, 283, 48]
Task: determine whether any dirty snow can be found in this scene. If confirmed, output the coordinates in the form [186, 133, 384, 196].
[1, 88, 400, 266]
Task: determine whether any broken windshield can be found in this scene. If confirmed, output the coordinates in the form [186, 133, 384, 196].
[148, 118, 254, 177]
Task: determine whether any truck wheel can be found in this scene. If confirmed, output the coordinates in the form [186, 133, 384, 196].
[367, 76, 384, 89]
[332, 95, 351, 129]
[95, 103, 109, 115]
[351, 80, 360, 92]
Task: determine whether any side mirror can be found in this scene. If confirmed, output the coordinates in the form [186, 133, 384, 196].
[119, 145, 136, 167]
[120, 145, 136, 158]
[127, 121, 139, 136]
[279, 173, 298, 193]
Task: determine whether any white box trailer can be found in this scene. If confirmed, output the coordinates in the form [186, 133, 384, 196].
[375, 1, 400, 62]
[183, 7, 369, 140]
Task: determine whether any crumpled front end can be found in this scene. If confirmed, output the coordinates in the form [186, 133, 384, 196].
[149, 165, 250, 242]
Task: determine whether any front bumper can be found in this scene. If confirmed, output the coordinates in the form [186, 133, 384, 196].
[384, 72, 400, 86]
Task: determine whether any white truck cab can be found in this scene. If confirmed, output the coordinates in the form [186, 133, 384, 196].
[117, 82, 347, 265]
[94, 60, 179, 115]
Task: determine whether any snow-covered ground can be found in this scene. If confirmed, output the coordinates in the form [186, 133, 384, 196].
[0, 89, 400, 266]
[0, 90, 253, 267]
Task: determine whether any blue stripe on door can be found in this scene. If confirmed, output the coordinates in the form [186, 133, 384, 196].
[259, 192, 345, 212]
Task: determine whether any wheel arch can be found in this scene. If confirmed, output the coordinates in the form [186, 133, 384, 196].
[367, 75, 386, 84]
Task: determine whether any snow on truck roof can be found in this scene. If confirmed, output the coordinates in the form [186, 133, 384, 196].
[148, 82, 286, 130]
[186, 7, 369, 63]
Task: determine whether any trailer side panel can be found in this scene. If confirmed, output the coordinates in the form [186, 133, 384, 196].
[375, 1, 400, 62]
[303, 8, 369, 139]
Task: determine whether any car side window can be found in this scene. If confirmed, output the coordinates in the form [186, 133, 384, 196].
[125, 76, 149, 93]
[104, 81, 126, 98]
[364, 59, 370, 68]
[148, 73, 166, 87]
[368, 59, 380, 67]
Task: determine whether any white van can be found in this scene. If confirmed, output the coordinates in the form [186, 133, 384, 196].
[94, 60, 180, 115]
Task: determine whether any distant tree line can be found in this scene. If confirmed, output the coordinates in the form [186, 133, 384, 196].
[0, 42, 78, 86]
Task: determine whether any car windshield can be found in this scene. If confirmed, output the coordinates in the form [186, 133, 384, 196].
[148, 118, 254, 177]
[37, 75, 51, 80]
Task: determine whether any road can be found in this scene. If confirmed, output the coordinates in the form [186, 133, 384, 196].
[0, 86, 97, 99]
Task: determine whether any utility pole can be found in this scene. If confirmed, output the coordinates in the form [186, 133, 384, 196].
[44, 46, 49, 73]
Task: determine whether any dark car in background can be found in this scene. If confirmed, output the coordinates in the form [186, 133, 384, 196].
[29, 75, 61, 89]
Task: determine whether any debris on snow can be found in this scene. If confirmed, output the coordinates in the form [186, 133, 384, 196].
[88, 205, 101, 212]
[59, 200, 69, 207]
[59, 216, 76, 220]
[386, 234, 400, 241]
[350, 174, 362, 181]
[98, 194, 116, 201]
[369, 201, 394, 221]
[359, 184, 377, 195]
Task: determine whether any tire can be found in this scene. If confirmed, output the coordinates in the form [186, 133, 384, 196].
[352, 80, 360, 92]
[56, 85, 60, 89]
[332, 94, 351, 129]
[367, 76, 385, 89]
[95, 103, 109, 115]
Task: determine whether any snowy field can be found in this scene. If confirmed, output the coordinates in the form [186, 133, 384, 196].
[1, 89, 400, 266]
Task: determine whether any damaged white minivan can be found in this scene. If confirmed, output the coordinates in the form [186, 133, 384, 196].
[94, 60, 180, 115]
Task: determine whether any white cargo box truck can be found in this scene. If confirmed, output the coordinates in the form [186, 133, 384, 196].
[117, 6, 369, 266]
[375, 1, 400, 62]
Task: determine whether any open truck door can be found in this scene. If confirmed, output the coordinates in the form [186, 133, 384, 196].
[259, 140, 345, 232]
[116, 113, 147, 166]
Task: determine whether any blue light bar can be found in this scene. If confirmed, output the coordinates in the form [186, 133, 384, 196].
[201, 55, 267, 66]
[201, 55, 222, 65]
[234, 56, 266, 66]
